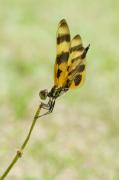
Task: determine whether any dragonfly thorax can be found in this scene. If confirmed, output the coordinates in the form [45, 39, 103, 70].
[48, 86, 67, 99]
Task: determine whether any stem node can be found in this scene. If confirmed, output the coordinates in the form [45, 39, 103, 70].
[17, 150, 22, 158]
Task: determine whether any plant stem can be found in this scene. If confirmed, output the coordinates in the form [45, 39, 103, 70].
[0, 104, 42, 180]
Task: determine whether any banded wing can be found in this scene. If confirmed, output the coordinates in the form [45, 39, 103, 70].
[54, 19, 71, 88]
[68, 35, 84, 73]
[65, 34, 90, 89]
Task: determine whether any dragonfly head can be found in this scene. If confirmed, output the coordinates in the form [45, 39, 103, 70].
[39, 89, 48, 100]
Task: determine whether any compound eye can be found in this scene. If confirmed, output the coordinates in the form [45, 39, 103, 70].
[39, 89, 48, 100]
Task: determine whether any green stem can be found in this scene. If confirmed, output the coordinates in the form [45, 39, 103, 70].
[0, 104, 42, 180]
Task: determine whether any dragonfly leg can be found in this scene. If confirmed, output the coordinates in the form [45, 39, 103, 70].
[40, 102, 50, 110]
[37, 99, 55, 118]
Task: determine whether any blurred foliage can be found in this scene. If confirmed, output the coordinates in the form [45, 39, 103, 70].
[0, 0, 119, 179]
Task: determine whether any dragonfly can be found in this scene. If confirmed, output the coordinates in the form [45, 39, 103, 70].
[39, 19, 90, 117]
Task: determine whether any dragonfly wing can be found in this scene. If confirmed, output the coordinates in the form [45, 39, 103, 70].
[54, 19, 71, 87]
[65, 43, 90, 89]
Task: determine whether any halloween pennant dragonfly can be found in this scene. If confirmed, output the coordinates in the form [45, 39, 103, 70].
[39, 19, 90, 117]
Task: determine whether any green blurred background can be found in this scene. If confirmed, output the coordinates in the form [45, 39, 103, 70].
[0, 0, 119, 179]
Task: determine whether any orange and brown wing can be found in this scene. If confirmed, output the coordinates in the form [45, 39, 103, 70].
[65, 34, 90, 89]
[54, 19, 71, 88]
[67, 34, 84, 73]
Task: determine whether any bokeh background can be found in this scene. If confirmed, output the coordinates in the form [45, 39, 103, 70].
[0, 0, 119, 179]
